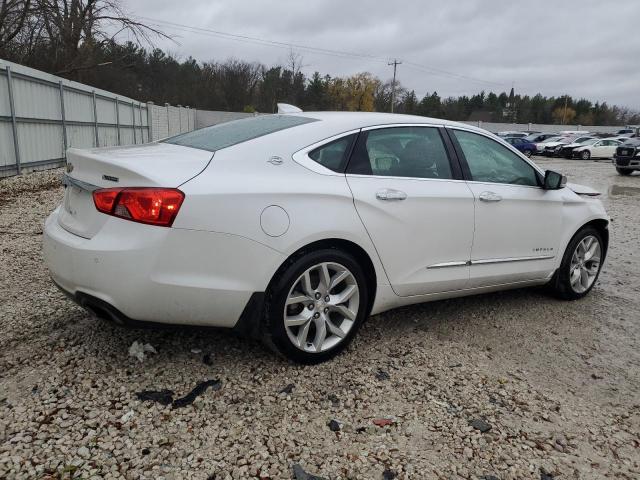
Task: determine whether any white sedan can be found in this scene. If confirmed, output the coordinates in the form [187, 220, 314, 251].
[572, 139, 622, 160]
[44, 112, 609, 363]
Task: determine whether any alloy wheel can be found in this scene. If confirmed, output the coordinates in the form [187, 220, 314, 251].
[283, 262, 360, 353]
[569, 235, 601, 294]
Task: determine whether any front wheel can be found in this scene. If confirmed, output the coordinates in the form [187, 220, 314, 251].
[581, 150, 591, 160]
[524, 149, 532, 157]
[263, 249, 369, 364]
[616, 168, 632, 176]
[549, 227, 604, 300]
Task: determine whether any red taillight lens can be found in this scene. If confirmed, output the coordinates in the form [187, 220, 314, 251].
[93, 188, 123, 214]
[92, 188, 184, 227]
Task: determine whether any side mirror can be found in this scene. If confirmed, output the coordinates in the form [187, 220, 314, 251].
[543, 170, 566, 190]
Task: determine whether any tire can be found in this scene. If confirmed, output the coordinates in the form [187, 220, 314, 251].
[549, 226, 604, 300]
[616, 168, 632, 176]
[524, 149, 532, 158]
[263, 249, 369, 364]
[581, 150, 591, 160]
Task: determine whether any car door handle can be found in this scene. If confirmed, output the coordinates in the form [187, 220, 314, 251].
[479, 191, 502, 202]
[376, 189, 407, 201]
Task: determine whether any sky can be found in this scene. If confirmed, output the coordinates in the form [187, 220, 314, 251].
[126, 0, 640, 110]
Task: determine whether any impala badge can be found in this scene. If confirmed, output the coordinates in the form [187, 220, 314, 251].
[268, 156, 283, 165]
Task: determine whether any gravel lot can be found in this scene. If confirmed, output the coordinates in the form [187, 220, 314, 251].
[1, 158, 639, 479]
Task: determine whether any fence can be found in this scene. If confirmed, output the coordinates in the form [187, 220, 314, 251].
[461, 121, 627, 135]
[0, 59, 195, 178]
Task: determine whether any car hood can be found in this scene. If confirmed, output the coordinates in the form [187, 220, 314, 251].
[566, 182, 600, 196]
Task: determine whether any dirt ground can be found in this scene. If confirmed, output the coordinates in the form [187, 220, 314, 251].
[0, 158, 639, 479]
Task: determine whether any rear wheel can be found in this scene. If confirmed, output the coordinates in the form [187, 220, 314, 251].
[616, 168, 632, 176]
[550, 227, 604, 300]
[263, 249, 369, 364]
[524, 149, 532, 157]
[581, 150, 591, 160]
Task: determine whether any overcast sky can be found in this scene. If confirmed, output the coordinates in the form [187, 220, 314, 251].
[127, 0, 640, 110]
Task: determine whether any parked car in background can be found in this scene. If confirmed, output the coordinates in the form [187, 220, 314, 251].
[614, 138, 640, 175]
[559, 137, 596, 158]
[504, 137, 537, 157]
[535, 135, 565, 153]
[525, 133, 557, 144]
[616, 128, 635, 136]
[544, 136, 594, 157]
[572, 139, 621, 160]
[497, 131, 528, 138]
[42, 111, 610, 363]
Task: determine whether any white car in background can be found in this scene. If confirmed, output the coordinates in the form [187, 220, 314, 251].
[572, 138, 621, 160]
[43, 112, 609, 363]
[535, 135, 565, 153]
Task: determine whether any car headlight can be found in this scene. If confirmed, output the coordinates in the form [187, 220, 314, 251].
[554, 146, 562, 151]
[635, 151, 640, 157]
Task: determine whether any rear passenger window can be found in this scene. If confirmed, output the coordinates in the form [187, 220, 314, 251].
[308, 134, 355, 172]
[347, 127, 452, 179]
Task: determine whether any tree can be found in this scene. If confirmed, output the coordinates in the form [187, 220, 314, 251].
[552, 106, 576, 124]
[0, 0, 31, 57]
[2, 0, 169, 79]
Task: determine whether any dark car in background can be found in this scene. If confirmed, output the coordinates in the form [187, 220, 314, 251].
[504, 137, 537, 157]
[614, 138, 640, 175]
[524, 132, 557, 143]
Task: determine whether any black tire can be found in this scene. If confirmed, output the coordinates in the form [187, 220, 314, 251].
[616, 168, 632, 176]
[263, 249, 369, 364]
[581, 150, 591, 160]
[549, 226, 604, 300]
[524, 149, 532, 157]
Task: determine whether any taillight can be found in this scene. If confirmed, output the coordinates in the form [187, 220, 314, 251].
[92, 188, 184, 227]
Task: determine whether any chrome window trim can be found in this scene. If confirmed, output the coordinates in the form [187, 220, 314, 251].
[292, 128, 361, 176]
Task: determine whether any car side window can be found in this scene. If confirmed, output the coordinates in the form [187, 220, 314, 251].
[452, 129, 539, 187]
[347, 127, 452, 179]
[308, 134, 355, 172]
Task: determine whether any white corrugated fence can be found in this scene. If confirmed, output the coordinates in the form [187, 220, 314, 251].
[0, 59, 195, 177]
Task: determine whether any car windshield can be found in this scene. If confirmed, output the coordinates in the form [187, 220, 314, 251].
[574, 137, 594, 144]
[582, 139, 599, 145]
[543, 136, 562, 143]
[163, 115, 318, 152]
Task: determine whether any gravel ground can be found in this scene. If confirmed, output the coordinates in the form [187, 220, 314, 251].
[1, 158, 639, 480]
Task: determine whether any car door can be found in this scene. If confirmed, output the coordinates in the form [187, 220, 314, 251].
[346, 125, 475, 296]
[590, 140, 606, 157]
[601, 140, 618, 158]
[447, 128, 564, 288]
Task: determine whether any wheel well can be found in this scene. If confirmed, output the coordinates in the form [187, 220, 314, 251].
[271, 239, 377, 315]
[581, 219, 609, 258]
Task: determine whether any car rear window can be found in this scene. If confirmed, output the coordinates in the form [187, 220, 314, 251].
[163, 115, 318, 152]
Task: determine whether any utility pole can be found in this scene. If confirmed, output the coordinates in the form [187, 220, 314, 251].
[561, 95, 568, 125]
[388, 59, 402, 113]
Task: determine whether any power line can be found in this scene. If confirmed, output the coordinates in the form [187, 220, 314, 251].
[136, 15, 507, 89]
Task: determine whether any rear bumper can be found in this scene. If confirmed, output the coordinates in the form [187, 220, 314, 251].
[43, 207, 284, 327]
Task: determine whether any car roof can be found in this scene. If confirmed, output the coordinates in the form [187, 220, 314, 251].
[286, 111, 486, 134]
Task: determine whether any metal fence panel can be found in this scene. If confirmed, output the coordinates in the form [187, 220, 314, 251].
[0, 122, 16, 168]
[0, 58, 196, 177]
[64, 90, 94, 123]
[17, 122, 63, 164]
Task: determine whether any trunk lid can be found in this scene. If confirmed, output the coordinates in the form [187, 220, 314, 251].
[59, 143, 212, 238]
